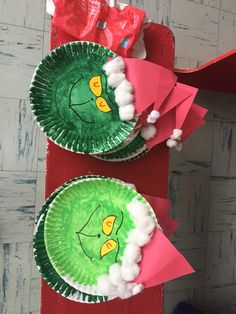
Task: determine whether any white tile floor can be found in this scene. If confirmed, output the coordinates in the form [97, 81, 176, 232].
[0, 1, 236, 313]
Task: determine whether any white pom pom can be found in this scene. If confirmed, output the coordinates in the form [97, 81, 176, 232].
[140, 124, 157, 140]
[119, 105, 135, 121]
[123, 244, 141, 264]
[136, 216, 156, 235]
[128, 229, 150, 247]
[147, 110, 160, 124]
[108, 72, 126, 88]
[121, 263, 140, 281]
[166, 138, 177, 148]
[109, 264, 124, 286]
[97, 275, 117, 296]
[171, 129, 183, 140]
[103, 57, 125, 75]
[127, 198, 149, 220]
[115, 91, 134, 107]
[117, 283, 133, 299]
[176, 143, 183, 151]
[132, 284, 144, 296]
[115, 79, 133, 94]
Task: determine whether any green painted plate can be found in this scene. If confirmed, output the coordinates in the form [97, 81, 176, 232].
[29, 41, 136, 154]
[44, 176, 154, 295]
[33, 176, 111, 303]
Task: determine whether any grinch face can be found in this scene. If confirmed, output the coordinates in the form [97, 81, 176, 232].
[44, 178, 137, 287]
[56, 69, 119, 131]
[76, 204, 124, 263]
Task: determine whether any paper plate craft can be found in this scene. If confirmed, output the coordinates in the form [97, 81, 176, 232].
[29, 41, 137, 154]
[30, 40, 207, 160]
[34, 176, 194, 303]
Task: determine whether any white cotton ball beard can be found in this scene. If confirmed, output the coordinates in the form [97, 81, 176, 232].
[141, 124, 157, 140]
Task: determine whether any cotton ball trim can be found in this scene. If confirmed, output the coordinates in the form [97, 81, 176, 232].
[117, 283, 133, 299]
[147, 110, 160, 124]
[108, 72, 126, 88]
[121, 263, 140, 281]
[132, 284, 144, 295]
[136, 215, 156, 235]
[97, 275, 118, 296]
[103, 57, 125, 75]
[119, 105, 135, 121]
[115, 91, 134, 107]
[109, 264, 124, 286]
[127, 198, 149, 220]
[128, 229, 150, 247]
[123, 244, 141, 264]
[141, 124, 157, 140]
[115, 79, 133, 94]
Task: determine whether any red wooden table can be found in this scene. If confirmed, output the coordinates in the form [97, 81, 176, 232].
[41, 23, 175, 314]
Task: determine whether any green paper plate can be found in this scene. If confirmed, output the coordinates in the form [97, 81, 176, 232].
[34, 176, 111, 303]
[95, 133, 148, 162]
[44, 176, 155, 295]
[29, 41, 136, 154]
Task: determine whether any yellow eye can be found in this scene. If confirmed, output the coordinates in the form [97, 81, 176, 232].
[95, 97, 112, 113]
[100, 239, 117, 258]
[102, 216, 117, 236]
[89, 76, 102, 97]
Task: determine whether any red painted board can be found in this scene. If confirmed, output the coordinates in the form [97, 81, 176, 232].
[175, 49, 236, 94]
[41, 22, 175, 314]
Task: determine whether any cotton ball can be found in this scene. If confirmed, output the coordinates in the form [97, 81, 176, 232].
[115, 79, 133, 94]
[121, 263, 140, 281]
[132, 284, 144, 296]
[119, 105, 135, 121]
[141, 124, 157, 140]
[171, 129, 183, 140]
[103, 57, 125, 75]
[136, 216, 156, 235]
[117, 283, 133, 299]
[108, 72, 126, 88]
[175, 142, 183, 151]
[128, 229, 150, 247]
[109, 264, 124, 286]
[166, 138, 177, 148]
[97, 275, 117, 296]
[147, 110, 160, 124]
[127, 198, 149, 220]
[115, 91, 134, 107]
[123, 244, 141, 264]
